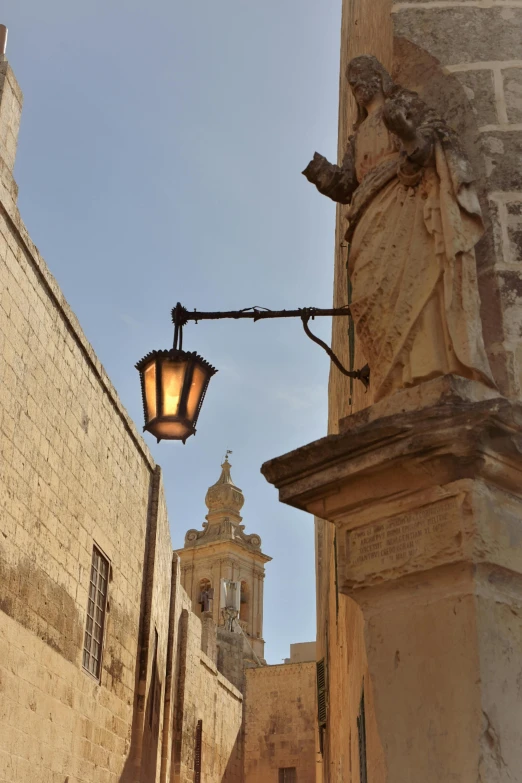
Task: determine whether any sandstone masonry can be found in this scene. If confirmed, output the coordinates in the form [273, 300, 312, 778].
[0, 49, 242, 783]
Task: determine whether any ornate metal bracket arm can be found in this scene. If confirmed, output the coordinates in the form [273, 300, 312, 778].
[300, 314, 370, 388]
[171, 302, 370, 388]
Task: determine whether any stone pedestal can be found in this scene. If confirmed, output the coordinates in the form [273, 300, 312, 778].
[262, 376, 522, 781]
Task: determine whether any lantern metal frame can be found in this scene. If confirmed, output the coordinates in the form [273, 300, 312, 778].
[135, 347, 217, 443]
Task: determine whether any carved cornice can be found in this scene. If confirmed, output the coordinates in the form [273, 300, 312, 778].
[262, 377, 522, 595]
[183, 517, 266, 556]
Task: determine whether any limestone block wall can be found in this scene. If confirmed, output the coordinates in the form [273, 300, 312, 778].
[0, 162, 157, 782]
[173, 607, 243, 783]
[216, 627, 245, 693]
[244, 662, 317, 783]
[0, 55, 21, 199]
[130, 474, 175, 783]
[0, 54, 243, 783]
[0, 181, 243, 783]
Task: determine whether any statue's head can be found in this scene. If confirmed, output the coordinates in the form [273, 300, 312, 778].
[347, 56, 397, 128]
[347, 55, 395, 106]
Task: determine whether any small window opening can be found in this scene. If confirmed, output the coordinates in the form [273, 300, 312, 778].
[239, 580, 249, 622]
[279, 768, 297, 783]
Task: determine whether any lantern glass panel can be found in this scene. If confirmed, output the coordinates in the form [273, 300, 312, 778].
[143, 361, 157, 422]
[186, 364, 208, 421]
[161, 359, 187, 417]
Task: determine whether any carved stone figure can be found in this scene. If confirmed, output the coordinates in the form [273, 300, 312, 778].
[199, 586, 214, 613]
[304, 55, 495, 401]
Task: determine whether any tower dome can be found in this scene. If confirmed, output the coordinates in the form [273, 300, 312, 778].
[205, 454, 244, 523]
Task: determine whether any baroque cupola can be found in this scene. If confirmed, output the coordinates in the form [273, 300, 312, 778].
[204, 455, 245, 526]
[183, 455, 263, 552]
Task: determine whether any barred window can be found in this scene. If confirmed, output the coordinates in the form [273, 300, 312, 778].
[83, 545, 109, 679]
[195, 720, 203, 783]
[279, 769, 297, 783]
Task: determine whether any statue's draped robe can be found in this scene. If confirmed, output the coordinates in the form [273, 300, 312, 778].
[347, 109, 494, 400]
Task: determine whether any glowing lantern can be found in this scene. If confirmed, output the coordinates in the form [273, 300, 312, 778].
[136, 349, 217, 443]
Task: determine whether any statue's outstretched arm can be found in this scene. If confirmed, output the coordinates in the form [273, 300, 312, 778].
[302, 143, 357, 204]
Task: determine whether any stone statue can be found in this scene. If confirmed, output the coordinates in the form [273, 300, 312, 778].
[199, 586, 214, 613]
[304, 55, 495, 401]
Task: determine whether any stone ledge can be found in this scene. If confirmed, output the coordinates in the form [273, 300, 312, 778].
[262, 376, 522, 595]
[261, 376, 514, 512]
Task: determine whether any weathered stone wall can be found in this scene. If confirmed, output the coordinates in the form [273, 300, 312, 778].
[0, 54, 242, 783]
[173, 607, 243, 783]
[244, 662, 316, 783]
[244, 662, 317, 783]
[0, 153, 156, 781]
[216, 627, 245, 693]
[0, 55, 21, 200]
[130, 473, 175, 783]
[318, 1, 522, 781]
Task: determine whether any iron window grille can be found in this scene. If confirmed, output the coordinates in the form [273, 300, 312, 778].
[82, 545, 109, 679]
[149, 628, 159, 729]
[195, 719, 203, 782]
[279, 768, 297, 783]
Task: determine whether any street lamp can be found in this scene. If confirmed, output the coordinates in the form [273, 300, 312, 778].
[136, 302, 369, 443]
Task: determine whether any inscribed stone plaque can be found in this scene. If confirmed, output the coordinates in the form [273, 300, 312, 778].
[346, 497, 461, 578]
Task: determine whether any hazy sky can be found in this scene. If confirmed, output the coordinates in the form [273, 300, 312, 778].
[7, 0, 342, 664]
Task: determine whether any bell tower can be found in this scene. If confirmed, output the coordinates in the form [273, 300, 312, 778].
[176, 455, 271, 663]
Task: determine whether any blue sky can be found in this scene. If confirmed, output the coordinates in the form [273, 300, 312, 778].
[7, 0, 342, 664]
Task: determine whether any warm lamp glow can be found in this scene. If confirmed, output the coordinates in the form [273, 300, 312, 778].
[136, 349, 217, 443]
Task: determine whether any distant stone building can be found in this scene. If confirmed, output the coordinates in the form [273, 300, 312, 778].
[244, 643, 317, 783]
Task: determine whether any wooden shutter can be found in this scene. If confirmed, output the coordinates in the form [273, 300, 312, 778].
[317, 657, 327, 756]
[317, 658, 327, 725]
[194, 719, 202, 783]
